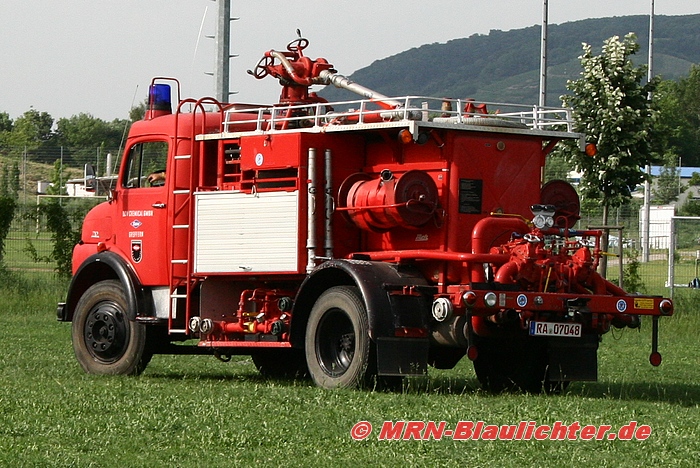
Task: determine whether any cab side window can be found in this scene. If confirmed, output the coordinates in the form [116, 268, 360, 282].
[123, 141, 168, 188]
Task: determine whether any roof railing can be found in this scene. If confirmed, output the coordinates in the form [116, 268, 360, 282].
[220, 96, 574, 134]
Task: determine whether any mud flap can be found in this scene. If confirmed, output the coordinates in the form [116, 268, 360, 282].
[376, 337, 429, 376]
[547, 334, 599, 382]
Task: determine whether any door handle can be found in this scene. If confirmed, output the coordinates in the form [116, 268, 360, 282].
[152, 203, 166, 209]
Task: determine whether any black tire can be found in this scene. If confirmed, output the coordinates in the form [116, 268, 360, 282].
[472, 333, 548, 393]
[251, 348, 309, 379]
[305, 286, 372, 389]
[71, 280, 151, 375]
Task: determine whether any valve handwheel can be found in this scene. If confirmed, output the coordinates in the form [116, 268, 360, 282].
[248, 55, 275, 79]
[287, 37, 309, 53]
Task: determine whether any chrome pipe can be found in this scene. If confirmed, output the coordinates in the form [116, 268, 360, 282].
[317, 70, 403, 109]
[324, 149, 334, 259]
[306, 148, 318, 273]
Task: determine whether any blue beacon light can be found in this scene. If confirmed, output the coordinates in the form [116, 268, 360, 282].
[147, 83, 172, 116]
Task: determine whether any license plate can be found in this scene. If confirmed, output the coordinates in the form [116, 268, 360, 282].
[529, 321, 582, 338]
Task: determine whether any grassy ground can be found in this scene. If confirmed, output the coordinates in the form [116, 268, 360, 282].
[0, 273, 698, 466]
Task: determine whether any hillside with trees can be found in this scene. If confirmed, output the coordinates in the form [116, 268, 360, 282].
[320, 14, 700, 106]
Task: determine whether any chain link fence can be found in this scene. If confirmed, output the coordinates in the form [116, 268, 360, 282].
[668, 216, 700, 299]
[4, 198, 104, 273]
[0, 146, 679, 294]
[0, 146, 120, 199]
[0, 146, 116, 273]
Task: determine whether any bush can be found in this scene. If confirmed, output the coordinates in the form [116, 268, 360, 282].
[0, 196, 16, 263]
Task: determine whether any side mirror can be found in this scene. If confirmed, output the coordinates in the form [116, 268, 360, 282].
[84, 164, 97, 192]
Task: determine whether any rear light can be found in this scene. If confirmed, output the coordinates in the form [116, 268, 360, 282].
[484, 292, 497, 308]
[585, 143, 597, 156]
[462, 291, 477, 306]
[659, 299, 673, 315]
[398, 128, 413, 144]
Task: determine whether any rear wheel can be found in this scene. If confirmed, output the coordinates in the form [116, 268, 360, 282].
[72, 280, 151, 375]
[305, 286, 373, 389]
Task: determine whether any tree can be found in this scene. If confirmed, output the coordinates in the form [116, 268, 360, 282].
[0, 161, 20, 199]
[556, 34, 658, 276]
[679, 197, 700, 217]
[544, 153, 573, 183]
[688, 172, 700, 187]
[0, 195, 16, 264]
[6, 109, 54, 156]
[55, 113, 125, 167]
[56, 113, 111, 148]
[654, 80, 686, 161]
[673, 65, 700, 166]
[652, 154, 685, 204]
[24, 159, 87, 276]
[0, 156, 19, 264]
[46, 160, 67, 196]
[557, 34, 657, 213]
[0, 112, 12, 147]
[129, 100, 147, 122]
[0, 112, 11, 133]
[654, 68, 700, 167]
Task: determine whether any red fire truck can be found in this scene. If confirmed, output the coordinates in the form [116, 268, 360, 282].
[57, 37, 673, 392]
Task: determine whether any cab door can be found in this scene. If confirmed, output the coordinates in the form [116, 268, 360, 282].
[116, 139, 170, 285]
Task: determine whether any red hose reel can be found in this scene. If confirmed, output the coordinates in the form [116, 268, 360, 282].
[338, 169, 439, 231]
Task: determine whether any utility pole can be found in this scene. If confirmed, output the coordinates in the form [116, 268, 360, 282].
[642, 0, 654, 263]
[539, 0, 548, 108]
[213, 0, 238, 103]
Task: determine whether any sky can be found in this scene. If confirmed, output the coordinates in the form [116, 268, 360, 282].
[1, 0, 698, 122]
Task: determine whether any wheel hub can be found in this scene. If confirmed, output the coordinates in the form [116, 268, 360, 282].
[317, 309, 355, 377]
[83, 303, 128, 362]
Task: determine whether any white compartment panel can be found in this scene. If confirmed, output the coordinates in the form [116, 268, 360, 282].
[194, 191, 299, 273]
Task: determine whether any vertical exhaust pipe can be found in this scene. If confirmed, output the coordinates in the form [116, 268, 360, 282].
[306, 148, 317, 273]
[324, 149, 334, 259]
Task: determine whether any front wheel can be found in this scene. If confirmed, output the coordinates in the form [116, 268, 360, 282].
[72, 280, 151, 375]
[305, 286, 373, 389]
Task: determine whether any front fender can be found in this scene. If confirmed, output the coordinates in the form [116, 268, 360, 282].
[59, 251, 153, 322]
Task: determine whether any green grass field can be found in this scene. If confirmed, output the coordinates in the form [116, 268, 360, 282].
[1, 273, 699, 466]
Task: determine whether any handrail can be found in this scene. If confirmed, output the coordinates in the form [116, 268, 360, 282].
[219, 96, 575, 135]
